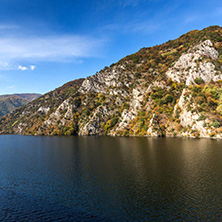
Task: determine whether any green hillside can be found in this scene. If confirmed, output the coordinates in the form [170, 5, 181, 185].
[0, 94, 41, 117]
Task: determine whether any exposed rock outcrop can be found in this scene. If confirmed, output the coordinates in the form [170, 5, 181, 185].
[166, 40, 222, 85]
[1, 26, 222, 139]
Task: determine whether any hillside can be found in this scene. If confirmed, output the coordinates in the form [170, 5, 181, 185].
[0, 93, 41, 117]
[1, 26, 222, 138]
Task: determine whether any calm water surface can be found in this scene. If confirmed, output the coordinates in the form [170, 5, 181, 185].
[0, 135, 222, 221]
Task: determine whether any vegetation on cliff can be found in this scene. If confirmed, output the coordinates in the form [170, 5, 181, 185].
[0, 26, 222, 138]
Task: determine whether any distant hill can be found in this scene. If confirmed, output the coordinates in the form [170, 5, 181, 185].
[1, 26, 222, 139]
[0, 93, 41, 117]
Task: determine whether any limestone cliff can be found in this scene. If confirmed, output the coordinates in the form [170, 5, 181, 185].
[1, 26, 222, 139]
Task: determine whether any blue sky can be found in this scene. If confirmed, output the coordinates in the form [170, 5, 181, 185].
[0, 0, 222, 94]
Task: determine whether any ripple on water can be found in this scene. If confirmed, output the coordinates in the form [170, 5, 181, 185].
[0, 188, 105, 222]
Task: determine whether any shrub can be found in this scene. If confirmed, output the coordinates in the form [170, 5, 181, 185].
[197, 114, 206, 121]
[213, 120, 220, 128]
[194, 77, 204, 84]
[192, 85, 202, 93]
[104, 116, 119, 134]
[135, 72, 141, 78]
[164, 94, 173, 103]
[216, 104, 222, 114]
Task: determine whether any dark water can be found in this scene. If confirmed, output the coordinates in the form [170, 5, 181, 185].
[0, 136, 222, 221]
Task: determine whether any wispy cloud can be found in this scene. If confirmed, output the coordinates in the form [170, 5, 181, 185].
[0, 24, 19, 30]
[102, 17, 165, 35]
[100, 2, 180, 35]
[183, 15, 199, 24]
[126, 20, 164, 34]
[6, 85, 15, 89]
[182, 6, 222, 25]
[0, 34, 106, 70]
[118, 0, 141, 7]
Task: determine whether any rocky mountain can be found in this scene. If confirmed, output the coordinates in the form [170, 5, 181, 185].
[0, 93, 41, 117]
[1, 26, 222, 139]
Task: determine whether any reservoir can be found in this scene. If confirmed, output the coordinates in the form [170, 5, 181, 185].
[0, 135, 222, 221]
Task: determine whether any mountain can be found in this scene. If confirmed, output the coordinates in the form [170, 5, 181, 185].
[0, 93, 41, 117]
[1, 26, 222, 138]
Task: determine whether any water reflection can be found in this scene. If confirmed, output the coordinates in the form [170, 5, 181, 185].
[0, 135, 222, 221]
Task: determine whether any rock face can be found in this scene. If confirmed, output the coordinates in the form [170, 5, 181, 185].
[172, 89, 216, 138]
[79, 105, 110, 135]
[1, 26, 222, 139]
[166, 40, 221, 85]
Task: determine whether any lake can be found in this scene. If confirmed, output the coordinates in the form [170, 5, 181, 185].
[0, 135, 222, 221]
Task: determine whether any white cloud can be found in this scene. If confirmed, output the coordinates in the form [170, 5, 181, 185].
[17, 64, 36, 71]
[0, 35, 106, 70]
[18, 65, 28, 71]
[30, 65, 36, 70]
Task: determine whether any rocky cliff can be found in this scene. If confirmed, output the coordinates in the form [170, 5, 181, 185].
[1, 26, 222, 139]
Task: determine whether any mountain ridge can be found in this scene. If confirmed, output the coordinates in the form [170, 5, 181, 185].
[1, 25, 222, 138]
[0, 93, 41, 117]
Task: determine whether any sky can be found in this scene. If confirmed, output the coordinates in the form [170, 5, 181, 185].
[0, 0, 222, 95]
